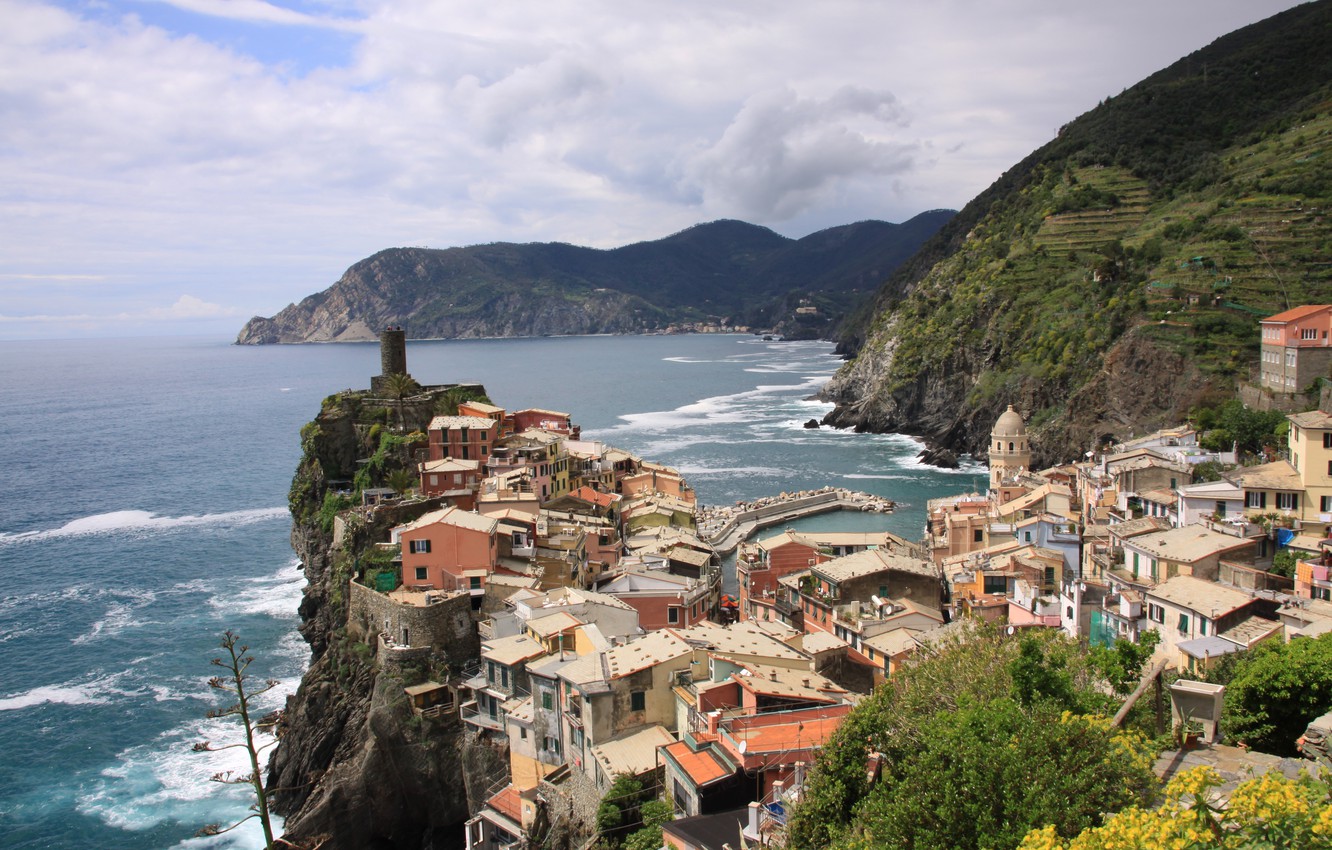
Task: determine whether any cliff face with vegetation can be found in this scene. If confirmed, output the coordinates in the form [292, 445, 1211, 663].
[824, 2, 1332, 466]
[269, 386, 503, 850]
[235, 213, 952, 344]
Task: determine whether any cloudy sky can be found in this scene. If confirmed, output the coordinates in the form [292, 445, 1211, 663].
[0, 0, 1308, 339]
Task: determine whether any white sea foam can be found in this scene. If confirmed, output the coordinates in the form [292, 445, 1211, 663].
[75, 657, 301, 841]
[0, 507, 288, 545]
[205, 560, 307, 621]
[0, 683, 113, 712]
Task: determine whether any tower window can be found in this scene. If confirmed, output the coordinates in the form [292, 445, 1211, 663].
[1009, 442, 1014, 451]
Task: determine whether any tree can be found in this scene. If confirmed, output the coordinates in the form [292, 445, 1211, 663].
[385, 467, 417, 498]
[1223, 633, 1332, 756]
[381, 373, 420, 431]
[786, 624, 1159, 850]
[194, 630, 279, 848]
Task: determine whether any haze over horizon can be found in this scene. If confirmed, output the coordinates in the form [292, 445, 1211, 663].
[0, 0, 1309, 340]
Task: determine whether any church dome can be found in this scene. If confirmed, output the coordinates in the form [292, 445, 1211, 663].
[992, 405, 1026, 439]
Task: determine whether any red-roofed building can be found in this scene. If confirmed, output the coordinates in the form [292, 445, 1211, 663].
[1260, 305, 1332, 393]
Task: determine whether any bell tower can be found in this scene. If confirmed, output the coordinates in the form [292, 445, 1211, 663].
[989, 405, 1031, 488]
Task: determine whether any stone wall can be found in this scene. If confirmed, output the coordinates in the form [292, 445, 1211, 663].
[348, 580, 480, 673]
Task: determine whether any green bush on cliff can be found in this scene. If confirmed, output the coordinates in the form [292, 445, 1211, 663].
[318, 491, 352, 534]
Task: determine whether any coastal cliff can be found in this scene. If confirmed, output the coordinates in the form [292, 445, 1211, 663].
[822, 2, 1332, 464]
[269, 387, 502, 850]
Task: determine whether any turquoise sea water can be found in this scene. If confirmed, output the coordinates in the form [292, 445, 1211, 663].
[0, 334, 985, 849]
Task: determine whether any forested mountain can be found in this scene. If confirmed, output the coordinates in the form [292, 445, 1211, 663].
[824, 0, 1332, 464]
[235, 211, 952, 344]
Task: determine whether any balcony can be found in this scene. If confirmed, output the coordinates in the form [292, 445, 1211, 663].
[460, 700, 507, 733]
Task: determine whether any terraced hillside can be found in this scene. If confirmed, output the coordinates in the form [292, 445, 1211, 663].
[824, 1, 1332, 464]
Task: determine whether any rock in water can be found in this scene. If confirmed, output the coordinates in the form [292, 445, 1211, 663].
[917, 447, 960, 468]
[804, 419, 820, 429]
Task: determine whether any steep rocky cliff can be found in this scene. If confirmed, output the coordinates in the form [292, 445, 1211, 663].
[823, 2, 1332, 464]
[268, 387, 502, 850]
[236, 214, 953, 344]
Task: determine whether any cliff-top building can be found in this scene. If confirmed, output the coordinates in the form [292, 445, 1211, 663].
[1259, 305, 1332, 394]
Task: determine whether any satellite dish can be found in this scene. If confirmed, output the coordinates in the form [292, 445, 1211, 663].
[739, 741, 748, 754]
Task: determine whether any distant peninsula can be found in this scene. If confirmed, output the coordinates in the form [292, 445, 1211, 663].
[235, 212, 952, 344]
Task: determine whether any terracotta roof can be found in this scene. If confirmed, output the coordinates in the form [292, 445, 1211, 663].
[568, 486, 620, 507]
[526, 611, 585, 638]
[487, 785, 523, 824]
[661, 741, 733, 787]
[1262, 305, 1332, 324]
[727, 711, 845, 755]
[482, 634, 550, 667]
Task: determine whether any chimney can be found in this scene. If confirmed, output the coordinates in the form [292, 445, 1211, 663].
[707, 710, 721, 736]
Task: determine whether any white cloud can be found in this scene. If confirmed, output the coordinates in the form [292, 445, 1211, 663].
[0, 0, 1309, 338]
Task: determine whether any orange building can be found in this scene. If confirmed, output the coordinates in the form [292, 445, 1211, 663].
[394, 506, 498, 599]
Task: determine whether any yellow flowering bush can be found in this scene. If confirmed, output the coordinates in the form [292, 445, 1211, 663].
[1018, 766, 1332, 850]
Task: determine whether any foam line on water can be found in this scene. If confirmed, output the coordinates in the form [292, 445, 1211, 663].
[0, 507, 288, 545]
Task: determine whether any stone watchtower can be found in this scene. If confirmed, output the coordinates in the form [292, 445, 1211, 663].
[989, 404, 1031, 489]
[370, 327, 411, 394]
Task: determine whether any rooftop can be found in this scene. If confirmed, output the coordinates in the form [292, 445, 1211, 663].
[1289, 409, 1332, 430]
[669, 621, 810, 663]
[815, 548, 939, 582]
[395, 505, 498, 536]
[592, 725, 675, 779]
[1262, 304, 1332, 324]
[428, 415, 497, 431]
[660, 740, 734, 788]
[1230, 460, 1302, 492]
[1147, 576, 1252, 616]
[1126, 525, 1255, 562]
[481, 634, 551, 667]
[604, 630, 692, 679]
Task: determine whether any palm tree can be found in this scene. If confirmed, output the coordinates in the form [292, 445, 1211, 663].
[381, 372, 420, 431]
[386, 467, 417, 499]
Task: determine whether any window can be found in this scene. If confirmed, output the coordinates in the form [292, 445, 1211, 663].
[1324, 432, 1332, 449]
[1132, 552, 1140, 577]
[1215, 500, 1227, 518]
[1303, 328, 1319, 340]
[1322, 496, 1332, 513]
[542, 691, 552, 710]
[1148, 604, 1165, 624]
[520, 728, 527, 739]
[1277, 492, 1300, 511]
[409, 539, 431, 554]
[667, 607, 680, 624]
[1177, 613, 1190, 634]
[1200, 618, 1208, 636]
[1316, 587, 1332, 602]
[1024, 531, 1033, 543]
[470, 576, 482, 590]
[630, 691, 646, 712]
[973, 528, 984, 543]
[415, 567, 427, 581]
[1246, 491, 1267, 509]
[501, 667, 509, 688]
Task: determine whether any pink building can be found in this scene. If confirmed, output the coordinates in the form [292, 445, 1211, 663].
[428, 415, 501, 463]
[737, 531, 831, 623]
[419, 457, 482, 507]
[510, 408, 579, 438]
[1260, 305, 1332, 393]
[394, 506, 499, 600]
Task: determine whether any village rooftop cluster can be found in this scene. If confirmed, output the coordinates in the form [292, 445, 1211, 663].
[331, 313, 1332, 850]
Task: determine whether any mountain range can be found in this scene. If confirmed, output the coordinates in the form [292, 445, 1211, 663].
[235, 211, 953, 344]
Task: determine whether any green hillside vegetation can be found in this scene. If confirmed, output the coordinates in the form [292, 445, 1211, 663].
[832, 1, 1332, 459]
[786, 625, 1162, 850]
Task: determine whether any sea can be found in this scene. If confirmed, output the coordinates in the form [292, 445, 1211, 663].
[0, 333, 986, 849]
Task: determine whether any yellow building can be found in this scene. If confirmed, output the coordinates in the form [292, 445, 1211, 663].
[1287, 410, 1332, 524]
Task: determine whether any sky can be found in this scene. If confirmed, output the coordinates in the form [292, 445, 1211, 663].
[0, 0, 1311, 339]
